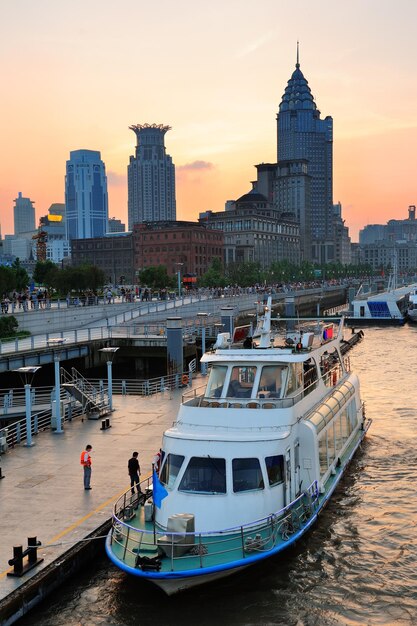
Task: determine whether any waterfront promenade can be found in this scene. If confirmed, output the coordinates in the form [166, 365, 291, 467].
[0, 387, 183, 613]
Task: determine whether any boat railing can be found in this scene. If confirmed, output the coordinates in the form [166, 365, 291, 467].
[110, 480, 320, 572]
[179, 368, 348, 414]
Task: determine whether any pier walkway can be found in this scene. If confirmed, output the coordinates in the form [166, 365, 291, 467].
[0, 387, 183, 619]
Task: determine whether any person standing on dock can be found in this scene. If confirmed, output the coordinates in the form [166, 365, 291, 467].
[128, 451, 141, 495]
[80, 445, 93, 490]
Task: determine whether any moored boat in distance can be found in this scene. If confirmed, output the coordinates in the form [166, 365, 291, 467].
[106, 299, 371, 594]
[344, 285, 411, 327]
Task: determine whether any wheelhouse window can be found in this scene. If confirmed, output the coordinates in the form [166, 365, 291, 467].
[232, 458, 264, 492]
[320, 347, 342, 388]
[179, 457, 226, 494]
[286, 363, 303, 396]
[205, 365, 227, 398]
[303, 358, 318, 393]
[160, 453, 184, 489]
[227, 366, 256, 398]
[265, 455, 284, 486]
[258, 366, 284, 398]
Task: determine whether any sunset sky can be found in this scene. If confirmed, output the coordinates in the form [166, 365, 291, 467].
[1, 0, 416, 242]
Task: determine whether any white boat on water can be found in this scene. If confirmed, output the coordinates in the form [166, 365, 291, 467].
[345, 285, 411, 327]
[106, 300, 371, 594]
[407, 288, 417, 323]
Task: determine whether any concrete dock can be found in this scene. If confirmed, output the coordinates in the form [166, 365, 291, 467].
[0, 387, 184, 624]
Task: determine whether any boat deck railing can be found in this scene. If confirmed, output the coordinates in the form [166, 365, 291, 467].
[181, 360, 349, 412]
[109, 479, 320, 573]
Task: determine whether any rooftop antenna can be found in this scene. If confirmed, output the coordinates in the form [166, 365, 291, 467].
[296, 40, 300, 68]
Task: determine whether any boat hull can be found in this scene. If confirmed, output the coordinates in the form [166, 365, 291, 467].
[106, 419, 371, 595]
[344, 316, 405, 327]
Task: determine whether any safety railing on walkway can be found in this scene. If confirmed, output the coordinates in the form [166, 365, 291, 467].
[1, 398, 84, 450]
[86, 366, 196, 397]
[0, 385, 55, 415]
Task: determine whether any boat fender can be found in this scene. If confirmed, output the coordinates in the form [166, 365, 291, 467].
[296, 342, 302, 352]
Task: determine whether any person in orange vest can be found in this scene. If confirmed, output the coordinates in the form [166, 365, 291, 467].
[80, 444, 93, 490]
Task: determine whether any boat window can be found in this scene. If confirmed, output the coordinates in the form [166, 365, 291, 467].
[227, 366, 256, 398]
[205, 365, 227, 398]
[348, 400, 358, 430]
[340, 407, 351, 442]
[265, 455, 284, 486]
[320, 347, 342, 388]
[232, 458, 264, 492]
[318, 435, 328, 477]
[334, 415, 343, 452]
[286, 363, 303, 396]
[179, 457, 226, 494]
[327, 423, 335, 465]
[258, 366, 284, 399]
[160, 453, 185, 489]
[303, 358, 318, 393]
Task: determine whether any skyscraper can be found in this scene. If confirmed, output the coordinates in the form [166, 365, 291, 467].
[127, 123, 176, 229]
[13, 192, 36, 235]
[65, 149, 108, 240]
[277, 47, 334, 263]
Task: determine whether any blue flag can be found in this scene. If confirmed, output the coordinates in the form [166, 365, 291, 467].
[152, 468, 168, 508]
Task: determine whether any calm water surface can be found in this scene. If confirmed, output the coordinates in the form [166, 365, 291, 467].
[20, 326, 417, 626]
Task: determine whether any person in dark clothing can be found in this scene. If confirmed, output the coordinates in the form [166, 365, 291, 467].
[128, 451, 141, 495]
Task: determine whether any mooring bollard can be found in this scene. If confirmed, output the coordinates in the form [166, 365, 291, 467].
[7, 536, 43, 577]
[100, 418, 111, 431]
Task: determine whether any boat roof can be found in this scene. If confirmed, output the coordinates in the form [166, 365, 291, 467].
[202, 348, 322, 364]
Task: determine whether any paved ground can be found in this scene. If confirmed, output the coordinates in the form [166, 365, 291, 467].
[0, 386, 186, 600]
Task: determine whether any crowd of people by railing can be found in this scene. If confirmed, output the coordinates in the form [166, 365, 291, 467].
[0, 276, 378, 316]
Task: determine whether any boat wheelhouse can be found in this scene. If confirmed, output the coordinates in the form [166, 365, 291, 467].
[106, 302, 371, 594]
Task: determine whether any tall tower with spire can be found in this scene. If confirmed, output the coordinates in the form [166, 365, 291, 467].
[277, 45, 334, 263]
[127, 123, 176, 229]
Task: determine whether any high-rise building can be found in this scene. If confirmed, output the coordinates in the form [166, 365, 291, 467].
[14, 192, 36, 235]
[65, 149, 108, 240]
[127, 123, 176, 229]
[108, 217, 126, 233]
[277, 47, 334, 263]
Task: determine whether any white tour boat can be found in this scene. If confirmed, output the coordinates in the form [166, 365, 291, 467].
[106, 300, 371, 594]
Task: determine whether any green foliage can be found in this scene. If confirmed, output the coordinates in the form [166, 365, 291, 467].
[11, 259, 29, 291]
[138, 266, 174, 290]
[0, 266, 16, 295]
[33, 260, 57, 285]
[225, 262, 263, 287]
[44, 264, 107, 294]
[199, 258, 226, 287]
[0, 315, 18, 339]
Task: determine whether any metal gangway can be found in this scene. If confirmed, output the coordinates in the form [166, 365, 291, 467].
[61, 367, 111, 419]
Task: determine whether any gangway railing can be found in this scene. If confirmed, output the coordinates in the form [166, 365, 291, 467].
[61, 367, 110, 418]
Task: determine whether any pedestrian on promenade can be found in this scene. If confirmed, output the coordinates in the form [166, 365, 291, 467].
[80, 444, 93, 490]
[128, 451, 141, 495]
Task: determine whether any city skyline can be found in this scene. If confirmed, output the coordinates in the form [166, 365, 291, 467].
[1, 0, 416, 242]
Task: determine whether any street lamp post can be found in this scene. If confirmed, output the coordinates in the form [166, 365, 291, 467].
[47, 338, 67, 434]
[175, 262, 184, 299]
[13, 366, 41, 447]
[197, 313, 209, 375]
[99, 347, 119, 412]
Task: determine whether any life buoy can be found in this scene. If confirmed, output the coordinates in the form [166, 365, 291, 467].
[182, 374, 189, 385]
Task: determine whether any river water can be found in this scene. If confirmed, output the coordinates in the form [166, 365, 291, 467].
[20, 325, 417, 626]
